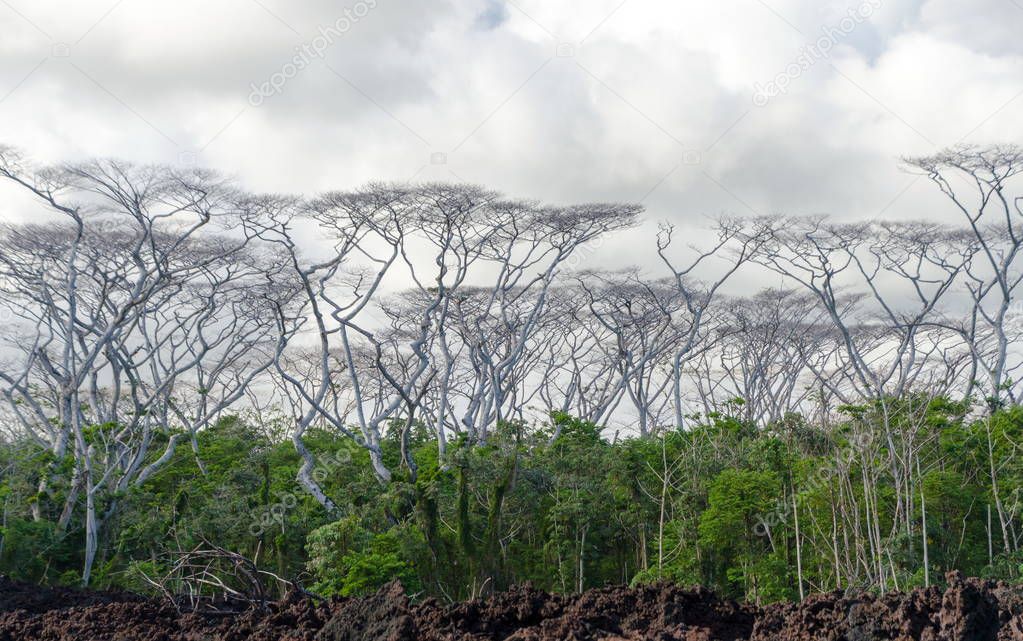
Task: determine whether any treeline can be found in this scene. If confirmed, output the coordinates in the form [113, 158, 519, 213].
[1, 143, 1023, 596]
[1, 402, 1021, 604]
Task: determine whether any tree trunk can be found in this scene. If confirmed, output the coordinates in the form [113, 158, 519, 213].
[793, 489, 804, 600]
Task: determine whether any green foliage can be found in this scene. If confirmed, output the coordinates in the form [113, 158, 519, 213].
[700, 469, 781, 548]
[699, 469, 783, 600]
[5, 400, 1023, 604]
[0, 517, 75, 583]
[306, 517, 421, 596]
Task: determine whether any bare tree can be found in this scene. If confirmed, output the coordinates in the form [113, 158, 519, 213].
[263, 184, 640, 487]
[713, 289, 825, 425]
[751, 217, 973, 589]
[0, 149, 291, 584]
[657, 217, 775, 429]
[905, 145, 1023, 405]
[573, 271, 679, 435]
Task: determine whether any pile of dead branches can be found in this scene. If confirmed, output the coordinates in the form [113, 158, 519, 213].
[137, 539, 298, 613]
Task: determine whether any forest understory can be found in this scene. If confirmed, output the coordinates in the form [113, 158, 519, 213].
[1, 571, 1019, 641]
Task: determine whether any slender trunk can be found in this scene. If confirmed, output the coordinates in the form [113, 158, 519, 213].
[918, 456, 929, 587]
[988, 504, 994, 566]
[82, 487, 98, 586]
[986, 417, 1012, 554]
[921, 484, 929, 587]
[293, 428, 337, 512]
[57, 466, 82, 532]
[577, 525, 587, 593]
[793, 489, 804, 600]
[639, 525, 648, 571]
[831, 500, 842, 588]
[658, 436, 668, 572]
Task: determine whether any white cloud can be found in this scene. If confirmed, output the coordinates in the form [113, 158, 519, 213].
[0, 0, 1020, 262]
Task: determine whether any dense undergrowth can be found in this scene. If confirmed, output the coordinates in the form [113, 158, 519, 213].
[3, 397, 1022, 604]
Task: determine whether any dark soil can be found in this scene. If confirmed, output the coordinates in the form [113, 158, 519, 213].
[2, 572, 1021, 640]
[750, 572, 1023, 641]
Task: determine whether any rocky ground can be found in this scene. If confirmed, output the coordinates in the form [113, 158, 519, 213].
[1, 572, 1021, 640]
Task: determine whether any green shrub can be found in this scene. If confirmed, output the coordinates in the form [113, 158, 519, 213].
[306, 517, 421, 597]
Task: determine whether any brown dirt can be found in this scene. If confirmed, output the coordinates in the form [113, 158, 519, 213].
[750, 572, 1023, 641]
[2, 572, 1022, 640]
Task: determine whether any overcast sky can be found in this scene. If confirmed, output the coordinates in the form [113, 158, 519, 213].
[1, 0, 1021, 262]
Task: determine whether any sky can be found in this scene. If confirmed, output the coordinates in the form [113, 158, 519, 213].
[1, 0, 1021, 268]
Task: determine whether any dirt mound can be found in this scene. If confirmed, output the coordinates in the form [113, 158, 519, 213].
[315, 581, 417, 641]
[0, 575, 142, 614]
[400, 582, 756, 640]
[751, 572, 1023, 641]
[2, 572, 1023, 640]
[0, 578, 753, 641]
